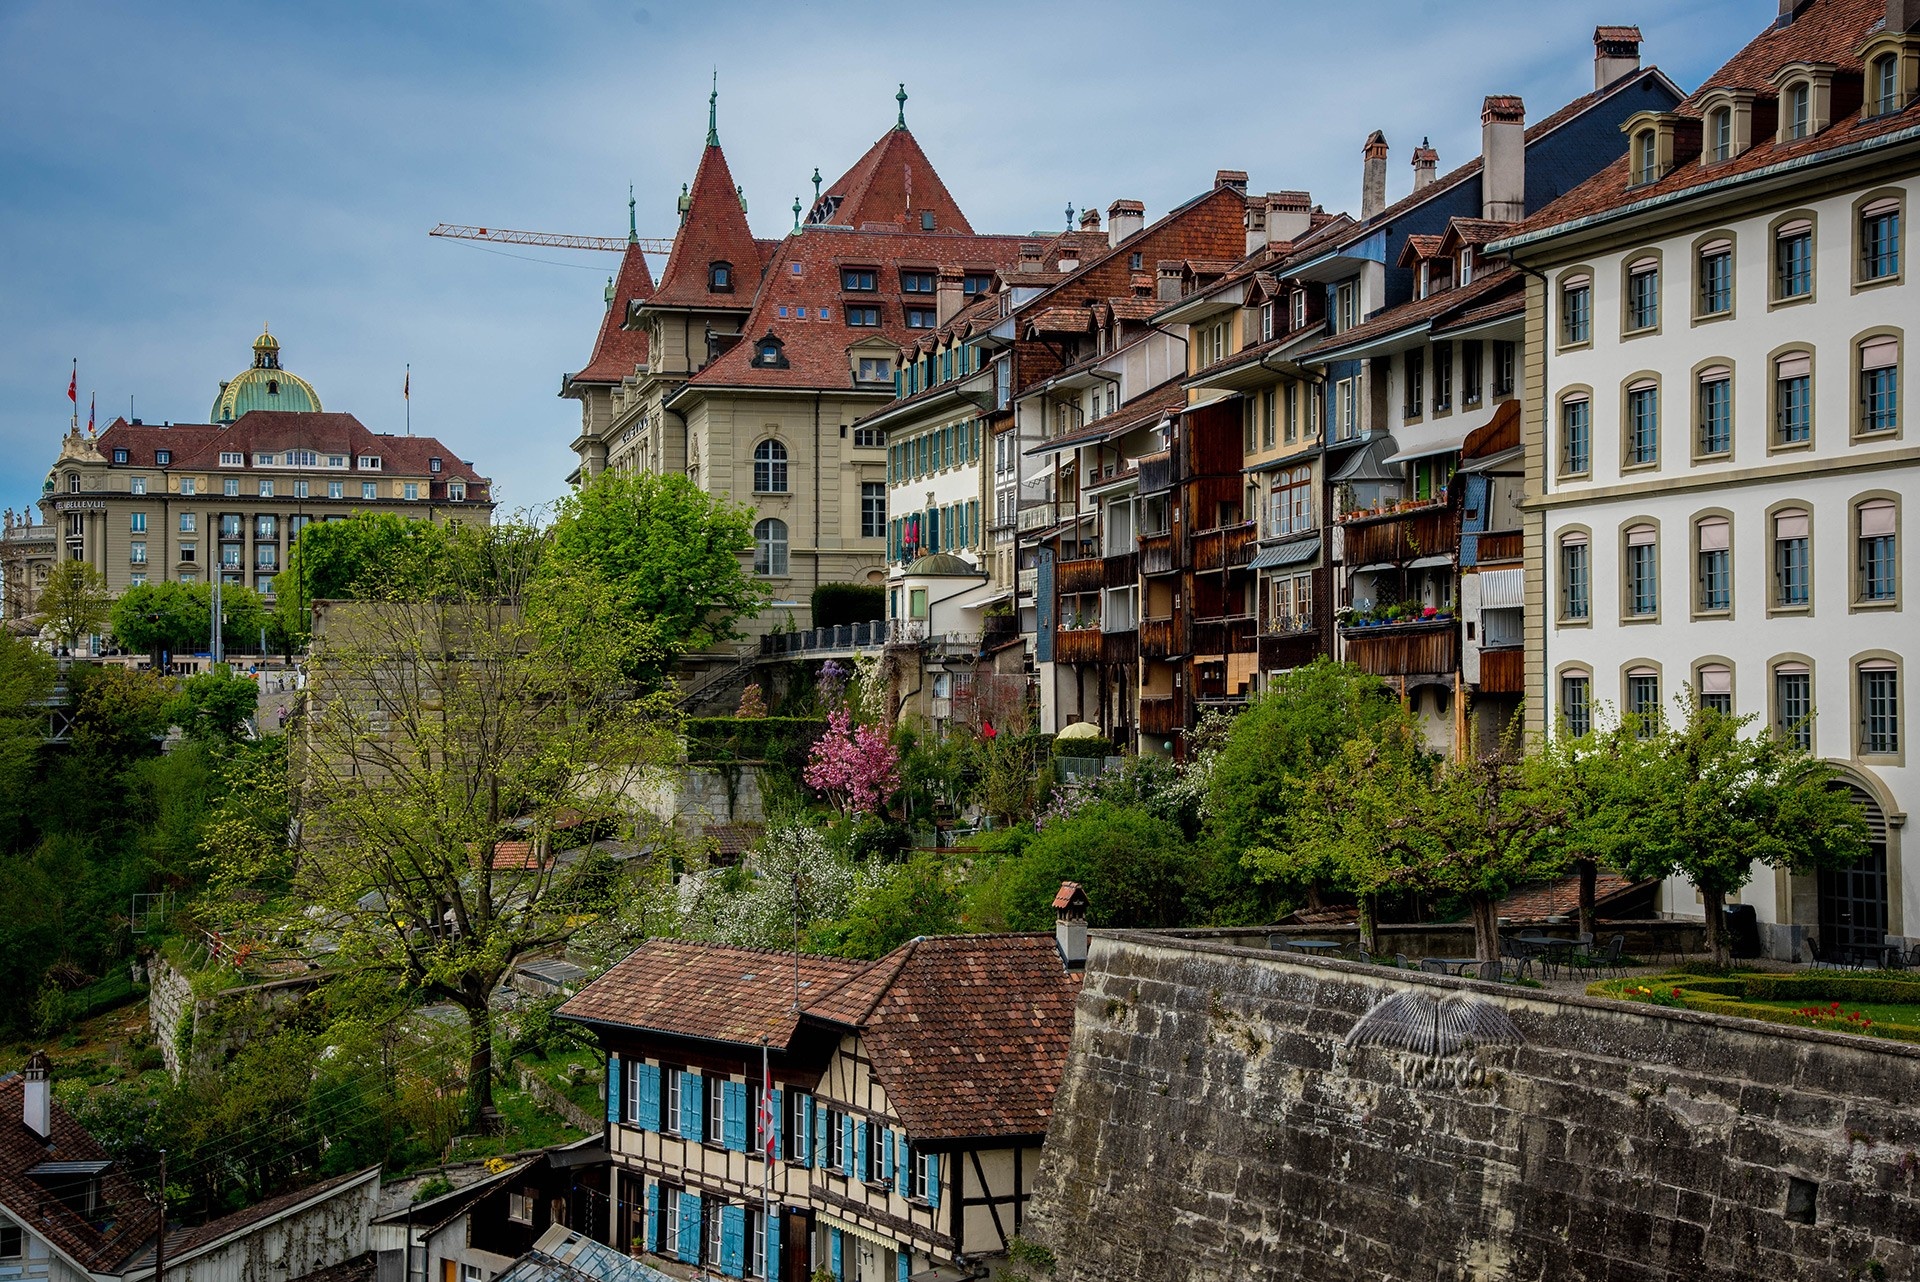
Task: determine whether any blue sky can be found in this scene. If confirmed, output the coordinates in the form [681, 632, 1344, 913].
[0, 0, 1755, 518]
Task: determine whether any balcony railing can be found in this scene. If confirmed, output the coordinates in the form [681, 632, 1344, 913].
[1341, 506, 1459, 567]
[1017, 503, 1059, 533]
[1053, 627, 1104, 665]
[1479, 648, 1524, 694]
[1341, 620, 1459, 677]
[760, 620, 887, 656]
[1192, 616, 1256, 655]
[1103, 551, 1138, 587]
[1140, 695, 1184, 736]
[1017, 567, 1039, 595]
[1262, 614, 1315, 637]
[1139, 616, 1181, 658]
[1192, 522, 1257, 572]
[1139, 451, 1179, 495]
[2, 524, 53, 542]
[1058, 557, 1104, 595]
[1470, 530, 1524, 564]
[1139, 532, 1176, 575]
[1102, 631, 1137, 666]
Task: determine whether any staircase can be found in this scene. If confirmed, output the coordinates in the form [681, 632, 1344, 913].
[676, 650, 759, 715]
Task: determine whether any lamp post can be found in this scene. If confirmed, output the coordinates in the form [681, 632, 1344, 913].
[209, 576, 223, 665]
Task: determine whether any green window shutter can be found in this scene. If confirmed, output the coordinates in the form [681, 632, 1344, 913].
[606, 1054, 622, 1128]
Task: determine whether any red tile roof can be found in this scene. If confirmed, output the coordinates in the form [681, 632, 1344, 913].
[490, 841, 542, 870]
[1500, 0, 1917, 240]
[557, 940, 868, 1049]
[0, 1073, 159, 1272]
[1497, 871, 1652, 921]
[570, 243, 655, 385]
[650, 145, 763, 310]
[816, 127, 975, 236]
[92, 413, 488, 492]
[1026, 379, 1186, 456]
[128, 1168, 379, 1267]
[1304, 269, 1521, 357]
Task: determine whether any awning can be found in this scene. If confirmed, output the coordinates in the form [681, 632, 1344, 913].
[818, 1212, 898, 1251]
[1330, 434, 1399, 482]
[1250, 538, 1320, 571]
[1459, 445, 1523, 473]
[960, 590, 1014, 610]
[1181, 388, 1242, 414]
[1478, 567, 1524, 609]
[1408, 553, 1455, 569]
[1384, 425, 1472, 465]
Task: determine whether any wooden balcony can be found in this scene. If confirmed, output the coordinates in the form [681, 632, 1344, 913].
[1192, 616, 1256, 656]
[1140, 695, 1184, 736]
[1102, 631, 1138, 666]
[1139, 451, 1179, 495]
[1260, 631, 1326, 672]
[1139, 616, 1181, 659]
[1058, 557, 1104, 595]
[1340, 505, 1459, 567]
[1140, 532, 1176, 576]
[1192, 522, 1257, 572]
[1473, 530, 1524, 564]
[1341, 620, 1459, 678]
[1103, 551, 1138, 588]
[1479, 647, 1524, 694]
[1053, 627, 1104, 665]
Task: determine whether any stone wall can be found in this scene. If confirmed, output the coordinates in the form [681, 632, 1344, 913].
[147, 954, 199, 1077]
[1025, 932, 1920, 1281]
[628, 763, 768, 835]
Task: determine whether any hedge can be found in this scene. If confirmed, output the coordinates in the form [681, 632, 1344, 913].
[685, 717, 827, 766]
[1052, 736, 1114, 759]
[812, 583, 885, 628]
[1591, 973, 1920, 1044]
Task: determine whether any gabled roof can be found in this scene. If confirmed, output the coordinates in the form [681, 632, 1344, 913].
[0, 1073, 159, 1273]
[649, 145, 762, 310]
[92, 413, 489, 489]
[556, 940, 867, 1049]
[1305, 269, 1521, 359]
[815, 126, 975, 235]
[1497, 0, 1920, 243]
[123, 1168, 379, 1274]
[570, 243, 655, 386]
[1027, 378, 1186, 457]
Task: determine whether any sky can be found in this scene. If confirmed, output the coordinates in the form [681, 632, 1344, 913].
[0, 0, 1758, 520]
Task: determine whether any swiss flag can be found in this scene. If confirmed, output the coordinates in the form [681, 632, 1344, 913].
[67, 365, 76, 404]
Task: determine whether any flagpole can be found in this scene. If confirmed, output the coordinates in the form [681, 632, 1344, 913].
[761, 1035, 771, 1282]
[405, 364, 411, 436]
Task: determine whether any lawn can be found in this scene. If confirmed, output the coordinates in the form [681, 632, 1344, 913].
[1591, 971, 1920, 1043]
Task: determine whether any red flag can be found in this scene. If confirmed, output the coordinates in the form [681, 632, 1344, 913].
[403, 369, 410, 400]
[981, 720, 997, 740]
[88, 394, 95, 434]
[758, 1083, 777, 1159]
[67, 363, 76, 404]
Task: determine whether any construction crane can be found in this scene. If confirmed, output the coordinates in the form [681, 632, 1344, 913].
[429, 224, 674, 256]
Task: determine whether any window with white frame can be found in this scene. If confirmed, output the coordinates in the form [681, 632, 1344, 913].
[1270, 467, 1312, 537]
[1624, 525, 1658, 618]
[129, 476, 146, 496]
[224, 478, 240, 497]
[508, 1191, 534, 1224]
[754, 439, 789, 493]
[1561, 670, 1592, 736]
[861, 483, 886, 539]
[219, 451, 244, 466]
[663, 1067, 683, 1133]
[1786, 82, 1812, 139]
[129, 541, 146, 564]
[754, 519, 788, 576]
[404, 482, 419, 501]
[1697, 664, 1733, 715]
[1709, 107, 1733, 161]
[705, 1076, 725, 1145]
[1333, 378, 1357, 442]
[178, 476, 193, 495]
[259, 479, 274, 498]
[1268, 572, 1313, 634]
[362, 481, 378, 500]
[129, 512, 146, 534]
[1774, 509, 1811, 607]
[1334, 282, 1358, 333]
[179, 512, 195, 532]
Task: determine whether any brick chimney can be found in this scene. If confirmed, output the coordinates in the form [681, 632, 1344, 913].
[1266, 192, 1313, 245]
[1157, 261, 1185, 303]
[1891, 0, 1920, 31]
[1593, 26, 1643, 89]
[1215, 169, 1249, 193]
[1361, 131, 1389, 220]
[1018, 241, 1045, 274]
[1777, 0, 1811, 27]
[1411, 139, 1439, 191]
[23, 1050, 51, 1142]
[1054, 882, 1089, 970]
[1481, 97, 1527, 223]
[936, 269, 966, 326]
[1107, 200, 1145, 248]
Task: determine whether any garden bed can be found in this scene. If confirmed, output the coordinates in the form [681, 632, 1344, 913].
[1590, 971, 1920, 1043]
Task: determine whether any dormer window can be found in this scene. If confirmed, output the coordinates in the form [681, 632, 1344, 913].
[1772, 64, 1834, 142]
[430, 456, 443, 473]
[752, 334, 789, 368]
[1632, 129, 1659, 185]
[112, 449, 128, 464]
[358, 455, 382, 470]
[709, 261, 733, 292]
[155, 450, 170, 465]
[842, 269, 877, 292]
[1458, 248, 1474, 286]
[1709, 108, 1732, 160]
[901, 272, 935, 294]
[1786, 83, 1811, 137]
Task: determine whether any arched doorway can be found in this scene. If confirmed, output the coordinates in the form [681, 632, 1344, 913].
[1818, 785, 1890, 954]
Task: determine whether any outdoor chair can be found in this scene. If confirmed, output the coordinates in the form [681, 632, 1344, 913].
[1395, 953, 1413, 970]
[1498, 937, 1535, 982]
[1805, 937, 1847, 970]
[1266, 934, 1295, 953]
[1594, 934, 1626, 978]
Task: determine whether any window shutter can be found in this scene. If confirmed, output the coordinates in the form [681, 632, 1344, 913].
[926, 1153, 942, 1208]
[830, 1228, 844, 1282]
[606, 1055, 622, 1129]
[771, 1087, 784, 1160]
[894, 1135, 910, 1196]
[841, 1113, 855, 1177]
[897, 1247, 911, 1282]
[882, 1128, 895, 1183]
[678, 1192, 702, 1264]
[720, 1203, 745, 1278]
[856, 1120, 869, 1180]
[638, 1063, 662, 1131]
[1862, 336, 1899, 370]
[815, 1101, 830, 1169]
[765, 1209, 781, 1279]
[724, 1081, 747, 1152]
[644, 1182, 660, 1253]
[683, 1072, 704, 1141]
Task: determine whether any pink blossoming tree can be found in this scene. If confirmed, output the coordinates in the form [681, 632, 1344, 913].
[804, 709, 902, 816]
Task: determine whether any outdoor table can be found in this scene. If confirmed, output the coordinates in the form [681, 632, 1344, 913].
[1851, 942, 1903, 969]
[1290, 940, 1343, 953]
[1424, 957, 1482, 976]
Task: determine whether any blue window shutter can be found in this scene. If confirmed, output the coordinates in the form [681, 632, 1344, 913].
[638, 1063, 661, 1131]
[882, 1127, 894, 1183]
[765, 1209, 780, 1279]
[606, 1055, 622, 1128]
[855, 1121, 868, 1180]
[841, 1113, 855, 1177]
[830, 1229, 843, 1282]
[720, 1203, 745, 1277]
[894, 1135, 909, 1196]
[771, 1088, 784, 1160]
[812, 1102, 826, 1168]
[897, 1246, 911, 1282]
[724, 1081, 747, 1152]
[644, 1182, 659, 1253]
[683, 1072, 704, 1141]
[678, 1192, 702, 1263]
[927, 1153, 941, 1208]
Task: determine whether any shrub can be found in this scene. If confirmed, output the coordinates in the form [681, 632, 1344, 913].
[811, 583, 885, 628]
[1051, 735, 1113, 760]
[685, 717, 825, 767]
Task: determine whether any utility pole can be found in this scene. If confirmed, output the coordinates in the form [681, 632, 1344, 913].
[209, 577, 223, 666]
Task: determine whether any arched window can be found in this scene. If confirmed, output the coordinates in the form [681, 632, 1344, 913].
[1623, 524, 1658, 618]
[1697, 663, 1733, 715]
[1695, 516, 1731, 612]
[1559, 530, 1591, 620]
[1625, 665, 1661, 734]
[709, 261, 733, 292]
[1775, 352, 1813, 445]
[1559, 393, 1591, 476]
[1859, 334, 1901, 434]
[1772, 659, 1814, 750]
[1626, 378, 1660, 466]
[266, 379, 279, 395]
[1632, 130, 1658, 185]
[1559, 668, 1593, 737]
[754, 439, 788, 493]
[1859, 197, 1901, 281]
[1774, 219, 1813, 299]
[753, 518, 788, 577]
[1773, 509, 1811, 608]
[66, 473, 80, 494]
[1856, 499, 1898, 604]
[1696, 365, 1732, 457]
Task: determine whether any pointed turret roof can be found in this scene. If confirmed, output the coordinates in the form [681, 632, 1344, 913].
[570, 242, 656, 384]
[811, 119, 974, 235]
[650, 140, 763, 309]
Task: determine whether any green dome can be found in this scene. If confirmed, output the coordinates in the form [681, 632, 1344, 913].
[904, 553, 982, 577]
[211, 327, 322, 423]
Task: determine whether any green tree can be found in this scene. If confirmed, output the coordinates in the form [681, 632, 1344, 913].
[987, 802, 1194, 931]
[198, 738, 293, 902]
[537, 470, 764, 683]
[39, 560, 112, 651]
[821, 854, 962, 959]
[167, 665, 260, 741]
[1206, 660, 1405, 911]
[0, 634, 53, 846]
[112, 581, 208, 664]
[1608, 703, 1869, 967]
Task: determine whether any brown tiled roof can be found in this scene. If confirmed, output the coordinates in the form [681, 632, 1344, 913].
[93, 413, 488, 492]
[839, 935, 1081, 1142]
[86, 420, 222, 470]
[1430, 287, 1526, 336]
[0, 1073, 159, 1272]
[1595, 25, 1643, 43]
[557, 940, 867, 1049]
[1027, 378, 1186, 455]
[490, 841, 541, 870]
[1305, 269, 1520, 356]
[1502, 0, 1917, 240]
[131, 1168, 379, 1266]
[702, 824, 763, 857]
[1497, 871, 1651, 921]
[1396, 234, 1446, 267]
[650, 145, 763, 310]
[679, 227, 1025, 394]
[570, 243, 655, 385]
[816, 127, 975, 236]
[1027, 306, 1092, 334]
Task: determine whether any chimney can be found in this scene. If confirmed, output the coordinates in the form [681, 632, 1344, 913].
[1215, 169, 1249, 194]
[1891, 0, 1920, 31]
[23, 1050, 50, 1141]
[1593, 26, 1643, 89]
[1777, 0, 1811, 27]
[1361, 131, 1389, 220]
[1266, 192, 1313, 245]
[1107, 200, 1145, 248]
[936, 269, 966, 326]
[1018, 241, 1045, 274]
[1411, 139, 1439, 191]
[1078, 208, 1101, 232]
[1480, 96, 1527, 223]
[1157, 261, 1185, 303]
[1054, 882, 1089, 971]
[1244, 202, 1268, 256]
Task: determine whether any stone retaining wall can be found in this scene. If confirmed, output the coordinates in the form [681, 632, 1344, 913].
[1025, 931, 1920, 1281]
